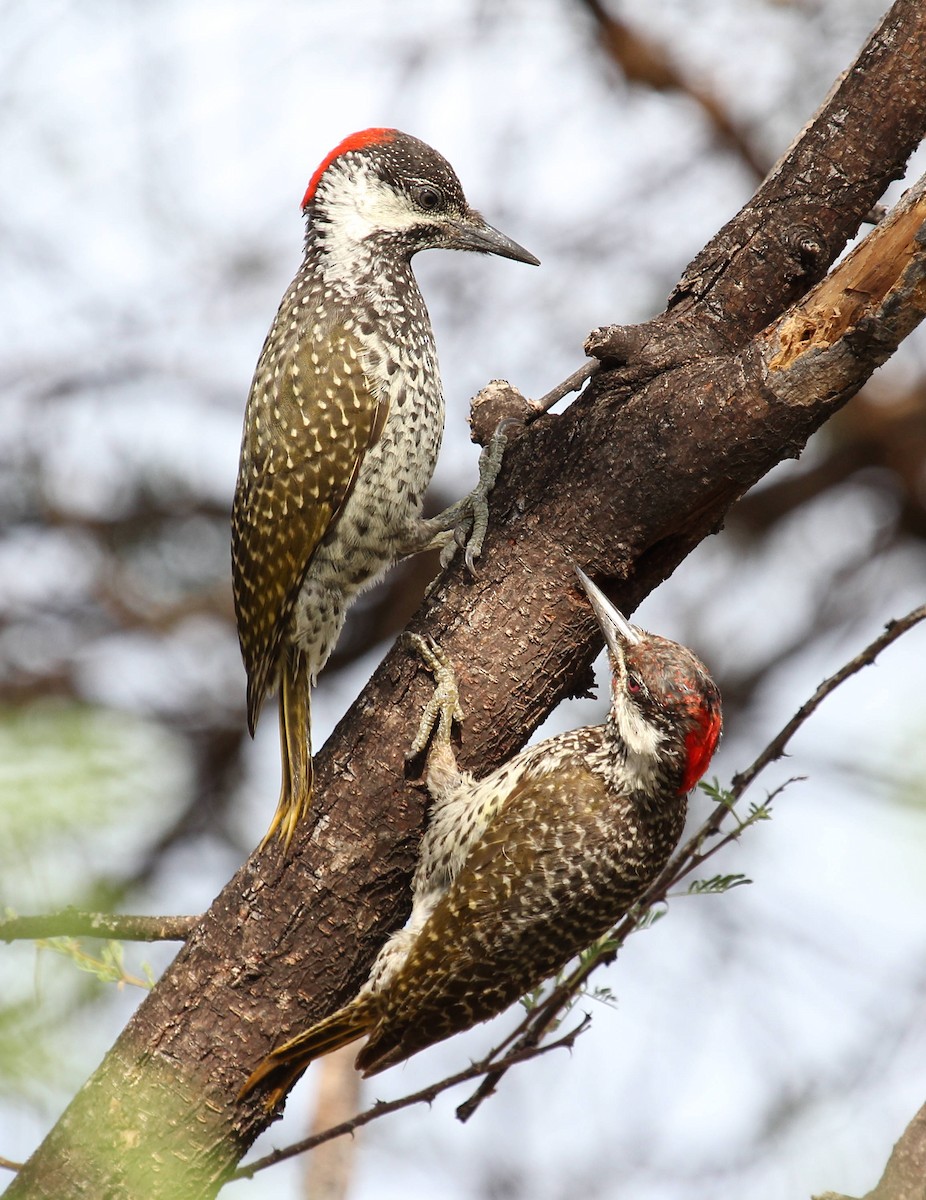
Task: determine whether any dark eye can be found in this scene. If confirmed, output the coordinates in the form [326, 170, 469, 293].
[627, 675, 642, 695]
[415, 185, 443, 211]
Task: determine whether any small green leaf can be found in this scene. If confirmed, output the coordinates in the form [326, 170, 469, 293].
[633, 903, 668, 931]
[698, 777, 735, 808]
[687, 873, 752, 895]
[36, 938, 154, 990]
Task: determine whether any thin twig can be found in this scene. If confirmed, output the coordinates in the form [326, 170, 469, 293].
[0, 910, 198, 943]
[730, 603, 926, 794]
[0, 1157, 24, 1173]
[528, 361, 598, 420]
[229, 1016, 590, 1181]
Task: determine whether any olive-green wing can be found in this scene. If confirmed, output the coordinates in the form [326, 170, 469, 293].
[357, 759, 643, 1074]
[232, 318, 386, 732]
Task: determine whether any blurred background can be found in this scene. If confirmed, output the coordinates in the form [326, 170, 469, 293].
[2, 1, 926, 1197]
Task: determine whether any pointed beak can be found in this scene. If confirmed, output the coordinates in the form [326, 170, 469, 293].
[444, 210, 539, 265]
[575, 567, 641, 662]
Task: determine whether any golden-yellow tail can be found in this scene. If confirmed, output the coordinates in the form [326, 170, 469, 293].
[240, 998, 375, 1111]
[261, 648, 313, 849]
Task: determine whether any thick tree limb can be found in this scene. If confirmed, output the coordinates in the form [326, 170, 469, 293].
[863, 1102, 926, 1200]
[8, 3, 926, 1197]
[815, 1101, 926, 1200]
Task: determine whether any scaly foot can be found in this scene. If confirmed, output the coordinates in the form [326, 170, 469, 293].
[411, 417, 516, 575]
[405, 633, 464, 759]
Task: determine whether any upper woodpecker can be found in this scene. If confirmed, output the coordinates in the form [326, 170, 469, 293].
[241, 569, 722, 1105]
[232, 129, 538, 846]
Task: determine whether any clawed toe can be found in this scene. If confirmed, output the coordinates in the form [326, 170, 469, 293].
[406, 634, 464, 758]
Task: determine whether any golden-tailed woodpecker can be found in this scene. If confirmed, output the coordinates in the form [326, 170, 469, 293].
[231, 129, 538, 846]
[242, 569, 722, 1105]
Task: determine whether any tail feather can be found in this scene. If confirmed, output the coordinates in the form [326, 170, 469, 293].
[239, 999, 375, 1111]
[261, 649, 313, 849]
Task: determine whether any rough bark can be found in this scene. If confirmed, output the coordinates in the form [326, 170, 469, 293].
[814, 1100, 926, 1200]
[862, 1101, 926, 1200]
[8, 2, 926, 1197]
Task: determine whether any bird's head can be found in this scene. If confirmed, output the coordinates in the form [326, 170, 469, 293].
[301, 128, 538, 277]
[576, 568, 722, 794]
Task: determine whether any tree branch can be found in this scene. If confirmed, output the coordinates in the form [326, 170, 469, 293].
[863, 1101, 926, 1200]
[0, 911, 198, 944]
[814, 1100, 926, 1200]
[731, 603, 926, 795]
[230, 1016, 591, 1181]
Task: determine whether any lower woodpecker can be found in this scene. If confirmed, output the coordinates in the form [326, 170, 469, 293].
[241, 569, 722, 1105]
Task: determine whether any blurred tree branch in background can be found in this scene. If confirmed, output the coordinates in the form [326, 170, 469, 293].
[0, 911, 195, 943]
[579, 0, 771, 179]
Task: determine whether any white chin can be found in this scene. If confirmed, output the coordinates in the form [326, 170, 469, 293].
[615, 699, 661, 759]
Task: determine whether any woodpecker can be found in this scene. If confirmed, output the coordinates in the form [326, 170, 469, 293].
[241, 569, 722, 1105]
[231, 129, 538, 847]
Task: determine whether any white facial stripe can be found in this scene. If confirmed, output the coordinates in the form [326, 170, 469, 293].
[315, 160, 427, 287]
[613, 691, 662, 759]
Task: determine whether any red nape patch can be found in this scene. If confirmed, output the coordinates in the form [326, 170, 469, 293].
[301, 128, 397, 210]
[679, 707, 722, 794]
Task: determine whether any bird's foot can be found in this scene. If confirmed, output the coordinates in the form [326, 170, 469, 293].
[445, 418, 514, 572]
[406, 634, 464, 759]
[412, 418, 515, 575]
